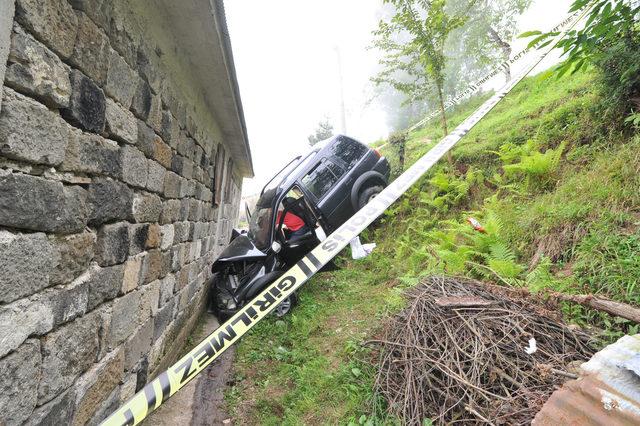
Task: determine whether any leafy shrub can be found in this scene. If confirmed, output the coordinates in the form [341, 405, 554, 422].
[502, 141, 566, 190]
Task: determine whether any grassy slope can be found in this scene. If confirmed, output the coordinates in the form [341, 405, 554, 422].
[226, 71, 640, 424]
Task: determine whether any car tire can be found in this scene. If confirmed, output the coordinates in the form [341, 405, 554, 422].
[358, 185, 384, 210]
[274, 292, 298, 317]
[206, 273, 220, 314]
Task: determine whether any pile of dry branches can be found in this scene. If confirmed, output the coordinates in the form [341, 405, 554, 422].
[372, 276, 595, 425]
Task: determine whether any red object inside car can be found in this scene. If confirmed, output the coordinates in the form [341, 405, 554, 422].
[276, 211, 306, 231]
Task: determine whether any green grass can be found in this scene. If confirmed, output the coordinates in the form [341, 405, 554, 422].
[227, 70, 640, 424]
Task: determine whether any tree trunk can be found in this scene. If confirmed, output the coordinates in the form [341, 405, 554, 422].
[488, 27, 512, 82]
[553, 293, 640, 324]
[436, 83, 453, 165]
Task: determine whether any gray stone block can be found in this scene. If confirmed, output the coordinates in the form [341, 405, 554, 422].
[152, 136, 172, 169]
[105, 49, 137, 108]
[0, 340, 41, 425]
[131, 192, 162, 223]
[141, 249, 163, 285]
[63, 69, 106, 133]
[146, 223, 161, 249]
[159, 274, 175, 307]
[120, 145, 148, 188]
[136, 43, 161, 94]
[67, 0, 112, 30]
[182, 158, 194, 180]
[0, 230, 54, 303]
[105, 98, 137, 144]
[0, 88, 69, 166]
[0, 297, 53, 358]
[50, 230, 96, 286]
[61, 130, 121, 177]
[72, 348, 124, 426]
[163, 171, 182, 199]
[24, 389, 74, 426]
[69, 11, 110, 85]
[179, 198, 191, 221]
[87, 177, 133, 226]
[131, 79, 152, 121]
[44, 277, 89, 327]
[160, 224, 174, 251]
[86, 263, 125, 311]
[128, 223, 149, 256]
[15, 0, 77, 59]
[159, 199, 181, 224]
[139, 281, 160, 324]
[124, 318, 153, 371]
[85, 385, 120, 426]
[95, 222, 129, 266]
[107, 9, 138, 69]
[39, 313, 100, 404]
[146, 159, 165, 194]
[147, 94, 162, 134]
[122, 254, 143, 294]
[153, 298, 174, 341]
[136, 119, 156, 158]
[160, 110, 178, 146]
[177, 133, 196, 159]
[6, 25, 71, 109]
[108, 290, 140, 348]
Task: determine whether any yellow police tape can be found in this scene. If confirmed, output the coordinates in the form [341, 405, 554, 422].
[100, 6, 591, 425]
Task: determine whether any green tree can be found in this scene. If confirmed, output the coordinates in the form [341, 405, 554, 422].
[372, 0, 473, 159]
[448, 0, 532, 82]
[524, 0, 640, 121]
[307, 119, 334, 146]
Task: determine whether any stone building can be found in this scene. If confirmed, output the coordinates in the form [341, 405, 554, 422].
[0, 0, 252, 424]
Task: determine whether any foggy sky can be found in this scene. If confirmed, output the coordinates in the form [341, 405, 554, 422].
[224, 0, 572, 196]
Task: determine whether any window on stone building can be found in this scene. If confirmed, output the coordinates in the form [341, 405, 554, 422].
[224, 158, 234, 202]
[213, 146, 226, 206]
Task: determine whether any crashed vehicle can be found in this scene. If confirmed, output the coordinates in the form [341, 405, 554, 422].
[208, 135, 390, 319]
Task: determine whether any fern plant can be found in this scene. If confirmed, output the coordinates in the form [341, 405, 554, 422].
[503, 141, 567, 190]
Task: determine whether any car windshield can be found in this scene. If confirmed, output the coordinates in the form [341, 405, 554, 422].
[247, 188, 277, 250]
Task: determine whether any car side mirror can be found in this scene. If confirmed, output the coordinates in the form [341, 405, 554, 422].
[271, 241, 282, 253]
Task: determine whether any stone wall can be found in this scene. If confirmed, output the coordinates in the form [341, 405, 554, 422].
[0, 0, 245, 424]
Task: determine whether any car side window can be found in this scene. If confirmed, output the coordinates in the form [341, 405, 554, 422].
[301, 158, 345, 200]
[330, 136, 368, 168]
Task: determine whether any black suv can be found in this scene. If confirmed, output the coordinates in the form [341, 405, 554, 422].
[209, 135, 390, 318]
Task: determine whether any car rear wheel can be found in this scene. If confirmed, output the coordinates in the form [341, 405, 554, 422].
[274, 292, 298, 317]
[358, 185, 384, 209]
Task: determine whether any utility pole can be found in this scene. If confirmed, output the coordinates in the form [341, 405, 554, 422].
[334, 45, 347, 134]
